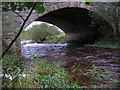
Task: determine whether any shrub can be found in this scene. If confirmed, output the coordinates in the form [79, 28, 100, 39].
[27, 23, 63, 43]
[42, 34, 68, 44]
[20, 30, 31, 40]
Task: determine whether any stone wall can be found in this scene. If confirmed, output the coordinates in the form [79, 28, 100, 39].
[0, 8, 2, 57]
[2, 11, 22, 55]
[92, 2, 120, 36]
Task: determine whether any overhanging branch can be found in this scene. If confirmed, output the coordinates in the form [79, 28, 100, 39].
[2, 2, 37, 58]
[2, 7, 25, 21]
[12, 10, 25, 21]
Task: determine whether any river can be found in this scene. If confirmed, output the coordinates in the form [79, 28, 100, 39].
[21, 42, 120, 88]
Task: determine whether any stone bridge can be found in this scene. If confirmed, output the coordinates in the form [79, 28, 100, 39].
[19, 2, 110, 43]
[3, 2, 117, 54]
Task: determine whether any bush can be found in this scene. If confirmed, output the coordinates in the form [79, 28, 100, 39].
[27, 23, 63, 43]
[20, 30, 31, 40]
[20, 23, 68, 44]
[42, 34, 68, 44]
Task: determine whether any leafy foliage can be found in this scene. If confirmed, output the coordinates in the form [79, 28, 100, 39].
[85, 2, 93, 6]
[26, 23, 64, 43]
[2, 55, 83, 88]
[2, 2, 45, 13]
[42, 34, 68, 44]
[65, 62, 119, 88]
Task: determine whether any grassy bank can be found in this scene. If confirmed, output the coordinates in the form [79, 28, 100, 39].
[41, 34, 68, 44]
[2, 55, 119, 88]
[2, 55, 83, 88]
[93, 37, 120, 48]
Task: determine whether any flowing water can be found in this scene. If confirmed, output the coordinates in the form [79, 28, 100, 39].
[21, 42, 120, 88]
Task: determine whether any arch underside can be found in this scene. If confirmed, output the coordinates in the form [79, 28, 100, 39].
[36, 8, 103, 44]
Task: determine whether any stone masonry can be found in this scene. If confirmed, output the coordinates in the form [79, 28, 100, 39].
[2, 2, 119, 55]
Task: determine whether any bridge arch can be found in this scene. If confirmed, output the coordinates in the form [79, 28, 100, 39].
[23, 2, 93, 29]
[35, 7, 101, 44]
[20, 2, 112, 44]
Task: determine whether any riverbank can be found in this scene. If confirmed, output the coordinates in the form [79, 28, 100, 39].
[2, 55, 83, 88]
[39, 36, 120, 49]
[92, 37, 120, 49]
[2, 47, 119, 88]
[21, 43, 119, 88]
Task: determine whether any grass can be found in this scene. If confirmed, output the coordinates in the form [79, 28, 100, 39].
[93, 36, 120, 48]
[2, 55, 119, 88]
[42, 35, 68, 44]
[66, 63, 119, 88]
[2, 55, 83, 88]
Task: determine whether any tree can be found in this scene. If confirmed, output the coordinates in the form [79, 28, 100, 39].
[28, 23, 61, 42]
[1, 2, 45, 58]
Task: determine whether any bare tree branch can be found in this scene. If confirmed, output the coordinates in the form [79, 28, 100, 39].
[2, 7, 25, 21]
[12, 10, 25, 21]
[2, 2, 37, 58]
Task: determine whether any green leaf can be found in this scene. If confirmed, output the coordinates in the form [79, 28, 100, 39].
[10, 3, 17, 11]
[17, 7, 23, 11]
[11, 6, 16, 11]
[85, 0, 93, 6]
[85, 2, 89, 5]
[34, 3, 45, 13]
[24, 2, 34, 9]
[36, 6, 45, 13]
[89, 2, 93, 6]
[2, 2, 45, 12]
[85, 1, 93, 6]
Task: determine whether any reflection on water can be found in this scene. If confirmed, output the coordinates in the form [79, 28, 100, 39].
[21, 43, 120, 88]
